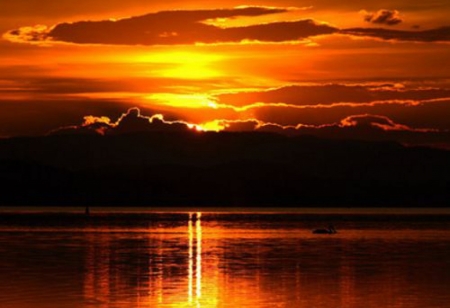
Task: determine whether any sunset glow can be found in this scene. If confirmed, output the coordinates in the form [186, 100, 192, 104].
[1, 1, 450, 304]
[0, 1, 449, 146]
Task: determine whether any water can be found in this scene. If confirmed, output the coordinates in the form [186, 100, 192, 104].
[1, 209, 450, 308]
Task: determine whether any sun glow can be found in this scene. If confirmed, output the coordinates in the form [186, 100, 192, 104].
[195, 120, 227, 132]
[146, 93, 220, 109]
[161, 64, 219, 79]
[135, 51, 224, 79]
[134, 51, 223, 64]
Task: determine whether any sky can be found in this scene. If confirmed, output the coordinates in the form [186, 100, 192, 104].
[1, 0, 450, 147]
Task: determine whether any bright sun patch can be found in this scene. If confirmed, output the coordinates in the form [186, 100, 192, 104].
[145, 93, 220, 109]
[195, 120, 228, 132]
[135, 51, 224, 80]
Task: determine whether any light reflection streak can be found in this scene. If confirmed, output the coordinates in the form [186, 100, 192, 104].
[188, 212, 203, 307]
[157, 234, 163, 304]
[188, 217, 193, 304]
[24, 212, 450, 308]
[83, 233, 111, 308]
[196, 213, 202, 305]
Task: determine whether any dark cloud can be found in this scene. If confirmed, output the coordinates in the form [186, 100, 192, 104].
[0, 98, 128, 137]
[195, 114, 450, 148]
[5, 7, 338, 45]
[341, 26, 450, 42]
[363, 9, 403, 26]
[235, 96, 450, 132]
[337, 114, 422, 131]
[0, 76, 126, 95]
[52, 107, 450, 148]
[0, 0, 143, 19]
[219, 119, 260, 132]
[256, 114, 450, 147]
[320, 114, 450, 147]
[52, 107, 191, 135]
[113, 107, 190, 134]
[0, 74, 228, 96]
[5, 6, 450, 44]
[216, 83, 450, 107]
[17, 82, 449, 138]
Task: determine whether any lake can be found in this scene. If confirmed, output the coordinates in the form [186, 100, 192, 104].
[0, 208, 450, 308]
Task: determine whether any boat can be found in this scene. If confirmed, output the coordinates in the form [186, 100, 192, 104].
[312, 225, 337, 234]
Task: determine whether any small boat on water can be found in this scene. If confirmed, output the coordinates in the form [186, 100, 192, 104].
[312, 225, 337, 234]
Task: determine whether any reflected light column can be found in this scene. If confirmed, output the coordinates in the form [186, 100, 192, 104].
[188, 216, 194, 304]
[196, 212, 202, 305]
[188, 212, 203, 307]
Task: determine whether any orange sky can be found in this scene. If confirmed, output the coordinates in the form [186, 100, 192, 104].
[0, 0, 449, 146]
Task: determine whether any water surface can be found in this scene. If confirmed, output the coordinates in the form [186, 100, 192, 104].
[0, 210, 450, 308]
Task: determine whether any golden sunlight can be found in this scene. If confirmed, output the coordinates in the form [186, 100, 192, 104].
[135, 51, 224, 80]
[195, 120, 227, 132]
[2, 1, 450, 307]
[146, 93, 220, 109]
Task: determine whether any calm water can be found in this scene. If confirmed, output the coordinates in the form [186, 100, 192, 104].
[1, 209, 450, 308]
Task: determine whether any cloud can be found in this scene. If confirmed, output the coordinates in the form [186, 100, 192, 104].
[52, 107, 192, 135]
[340, 26, 450, 42]
[0, 97, 132, 137]
[0, 71, 235, 99]
[5, 7, 337, 45]
[216, 94, 450, 133]
[337, 114, 430, 131]
[215, 83, 450, 108]
[4, 6, 450, 45]
[38, 82, 450, 136]
[257, 114, 450, 147]
[362, 9, 403, 26]
[195, 113, 438, 135]
[193, 114, 450, 148]
[3, 25, 49, 43]
[320, 114, 450, 147]
[51, 107, 450, 148]
[132, 83, 450, 133]
[114, 107, 191, 133]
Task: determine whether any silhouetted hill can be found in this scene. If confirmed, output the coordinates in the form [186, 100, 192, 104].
[0, 132, 449, 207]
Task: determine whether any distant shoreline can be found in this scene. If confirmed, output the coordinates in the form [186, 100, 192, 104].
[1, 206, 450, 215]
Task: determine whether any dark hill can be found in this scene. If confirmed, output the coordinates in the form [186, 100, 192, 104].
[0, 132, 449, 207]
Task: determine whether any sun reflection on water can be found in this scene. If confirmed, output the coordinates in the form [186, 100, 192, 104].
[188, 212, 204, 307]
[195, 213, 202, 306]
[188, 217, 194, 305]
[1, 212, 450, 308]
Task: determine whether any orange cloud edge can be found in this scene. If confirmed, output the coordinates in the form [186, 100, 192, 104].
[49, 107, 450, 151]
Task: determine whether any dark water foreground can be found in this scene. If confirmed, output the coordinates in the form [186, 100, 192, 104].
[1, 210, 450, 308]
